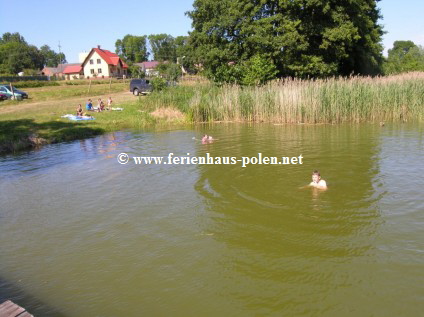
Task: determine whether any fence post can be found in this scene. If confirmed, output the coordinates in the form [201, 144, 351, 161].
[9, 83, 15, 100]
[109, 77, 112, 92]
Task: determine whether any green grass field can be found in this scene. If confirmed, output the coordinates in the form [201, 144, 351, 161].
[0, 83, 168, 153]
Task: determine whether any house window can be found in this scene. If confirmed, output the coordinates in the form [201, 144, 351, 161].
[90, 59, 94, 64]
[98, 68, 102, 74]
[97, 59, 101, 64]
[90, 69, 95, 74]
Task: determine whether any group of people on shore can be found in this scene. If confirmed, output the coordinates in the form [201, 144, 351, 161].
[76, 97, 113, 116]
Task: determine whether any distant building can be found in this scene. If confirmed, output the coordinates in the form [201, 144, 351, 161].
[42, 63, 81, 78]
[81, 45, 128, 78]
[42, 46, 128, 80]
[63, 65, 83, 80]
[41, 67, 57, 77]
[134, 61, 162, 76]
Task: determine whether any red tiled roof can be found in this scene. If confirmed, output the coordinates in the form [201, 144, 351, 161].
[93, 48, 127, 68]
[63, 65, 82, 74]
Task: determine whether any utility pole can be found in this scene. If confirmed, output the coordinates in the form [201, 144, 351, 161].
[58, 41, 62, 64]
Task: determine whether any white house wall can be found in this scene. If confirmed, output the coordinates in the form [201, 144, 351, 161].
[83, 51, 111, 78]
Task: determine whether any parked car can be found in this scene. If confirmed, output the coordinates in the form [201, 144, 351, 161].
[0, 93, 8, 101]
[0, 85, 28, 100]
[129, 79, 153, 96]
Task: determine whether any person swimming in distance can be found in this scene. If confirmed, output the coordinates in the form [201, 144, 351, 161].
[309, 170, 327, 189]
[202, 134, 213, 144]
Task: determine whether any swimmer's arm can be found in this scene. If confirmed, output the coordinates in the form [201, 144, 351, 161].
[299, 183, 314, 189]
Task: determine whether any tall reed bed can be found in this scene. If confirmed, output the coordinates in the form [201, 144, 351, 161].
[146, 72, 424, 123]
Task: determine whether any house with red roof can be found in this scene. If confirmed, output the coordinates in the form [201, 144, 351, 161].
[42, 63, 81, 78]
[63, 64, 83, 80]
[81, 46, 128, 79]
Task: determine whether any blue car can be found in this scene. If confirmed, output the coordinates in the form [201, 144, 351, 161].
[0, 85, 29, 100]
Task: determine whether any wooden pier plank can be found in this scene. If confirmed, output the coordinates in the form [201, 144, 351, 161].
[0, 300, 33, 317]
[16, 313, 34, 317]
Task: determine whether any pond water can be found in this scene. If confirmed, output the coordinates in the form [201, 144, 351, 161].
[0, 123, 423, 316]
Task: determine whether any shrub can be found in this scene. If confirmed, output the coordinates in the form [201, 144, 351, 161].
[151, 77, 167, 91]
[0, 81, 60, 88]
[242, 55, 278, 86]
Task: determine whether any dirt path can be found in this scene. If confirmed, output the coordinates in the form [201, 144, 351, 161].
[0, 91, 137, 115]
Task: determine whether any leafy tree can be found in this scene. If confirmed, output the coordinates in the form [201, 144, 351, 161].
[175, 36, 189, 59]
[384, 41, 424, 74]
[115, 35, 149, 63]
[56, 52, 67, 65]
[207, 55, 277, 85]
[156, 62, 183, 81]
[40, 45, 67, 67]
[0, 35, 44, 74]
[22, 68, 40, 75]
[242, 55, 278, 85]
[210, 63, 244, 84]
[127, 62, 146, 78]
[174, 35, 197, 72]
[148, 34, 177, 62]
[0, 32, 26, 44]
[187, 0, 384, 81]
[0, 33, 68, 73]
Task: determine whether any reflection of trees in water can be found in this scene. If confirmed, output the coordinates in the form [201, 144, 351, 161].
[194, 124, 383, 259]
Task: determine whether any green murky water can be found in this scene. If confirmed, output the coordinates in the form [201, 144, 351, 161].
[0, 123, 423, 316]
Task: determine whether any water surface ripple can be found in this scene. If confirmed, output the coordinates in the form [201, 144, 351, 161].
[0, 124, 423, 316]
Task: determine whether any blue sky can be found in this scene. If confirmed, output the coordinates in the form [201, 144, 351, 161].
[0, 0, 423, 63]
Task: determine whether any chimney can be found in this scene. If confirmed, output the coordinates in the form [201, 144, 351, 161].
[97, 45, 101, 49]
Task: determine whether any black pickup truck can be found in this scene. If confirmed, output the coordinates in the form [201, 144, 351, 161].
[129, 79, 153, 96]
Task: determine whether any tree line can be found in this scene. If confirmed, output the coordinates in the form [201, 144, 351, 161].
[114, 34, 192, 76]
[2, 0, 424, 82]
[0, 32, 66, 75]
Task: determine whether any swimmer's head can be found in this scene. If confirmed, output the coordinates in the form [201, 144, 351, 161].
[312, 170, 321, 183]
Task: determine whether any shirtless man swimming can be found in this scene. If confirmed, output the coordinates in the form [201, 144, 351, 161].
[309, 170, 327, 189]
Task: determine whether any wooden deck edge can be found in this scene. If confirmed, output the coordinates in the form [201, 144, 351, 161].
[0, 300, 34, 317]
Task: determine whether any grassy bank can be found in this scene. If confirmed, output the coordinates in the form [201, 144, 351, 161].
[0, 96, 176, 154]
[144, 72, 424, 123]
[0, 82, 171, 153]
[0, 78, 128, 88]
